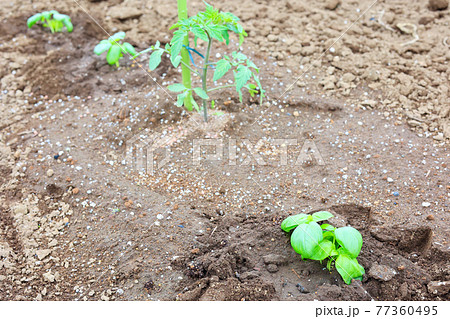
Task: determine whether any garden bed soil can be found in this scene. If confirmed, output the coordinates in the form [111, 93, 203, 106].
[0, 0, 449, 301]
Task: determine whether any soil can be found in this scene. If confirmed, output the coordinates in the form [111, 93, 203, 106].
[0, 0, 449, 301]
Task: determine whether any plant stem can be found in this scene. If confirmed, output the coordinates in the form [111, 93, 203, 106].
[201, 37, 212, 122]
[207, 84, 234, 92]
[177, 0, 192, 111]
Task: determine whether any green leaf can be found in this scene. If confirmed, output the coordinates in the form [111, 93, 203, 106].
[310, 240, 334, 261]
[41, 11, 52, 20]
[253, 73, 265, 105]
[52, 13, 68, 21]
[290, 222, 323, 259]
[106, 45, 121, 65]
[148, 49, 164, 71]
[193, 88, 209, 100]
[62, 18, 73, 32]
[109, 31, 125, 42]
[176, 92, 188, 107]
[213, 59, 231, 81]
[312, 211, 334, 222]
[121, 42, 137, 56]
[170, 54, 182, 68]
[234, 65, 252, 92]
[206, 25, 223, 42]
[321, 224, 336, 231]
[27, 13, 42, 28]
[246, 59, 258, 71]
[335, 227, 363, 258]
[191, 25, 208, 42]
[167, 83, 186, 92]
[190, 96, 199, 112]
[170, 29, 187, 60]
[94, 40, 112, 55]
[335, 254, 365, 284]
[222, 30, 230, 45]
[281, 213, 309, 232]
[239, 33, 245, 46]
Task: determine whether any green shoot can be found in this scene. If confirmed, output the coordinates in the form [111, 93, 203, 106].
[94, 32, 137, 67]
[281, 211, 365, 285]
[135, 2, 265, 122]
[27, 10, 73, 33]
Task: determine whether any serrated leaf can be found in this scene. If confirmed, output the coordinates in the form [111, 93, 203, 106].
[109, 31, 125, 42]
[335, 227, 363, 258]
[106, 45, 121, 65]
[234, 65, 252, 92]
[190, 96, 199, 112]
[222, 30, 230, 45]
[27, 13, 43, 28]
[206, 25, 223, 42]
[148, 49, 164, 71]
[246, 59, 258, 70]
[121, 42, 137, 56]
[239, 33, 245, 46]
[335, 254, 365, 284]
[170, 29, 187, 60]
[191, 25, 208, 42]
[170, 54, 182, 68]
[290, 222, 323, 259]
[176, 92, 188, 107]
[193, 88, 209, 100]
[167, 83, 186, 92]
[312, 211, 334, 222]
[281, 213, 309, 232]
[213, 59, 231, 81]
[94, 41, 112, 55]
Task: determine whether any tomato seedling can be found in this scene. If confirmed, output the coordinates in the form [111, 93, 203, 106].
[281, 211, 365, 284]
[27, 10, 73, 33]
[94, 32, 137, 67]
[134, 2, 265, 122]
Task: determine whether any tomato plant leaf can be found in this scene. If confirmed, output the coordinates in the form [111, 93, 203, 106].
[213, 59, 231, 81]
[171, 55, 182, 68]
[167, 83, 186, 92]
[170, 29, 187, 60]
[176, 92, 188, 107]
[193, 88, 209, 100]
[335, 227, 363, 258]
[234, 65, 252, 92]
[290, 222, 323, 259]
[148, 49, 164, 71]
[191, 25, 208, 42]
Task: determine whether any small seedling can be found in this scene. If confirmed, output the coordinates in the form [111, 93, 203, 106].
[134, 2, 265, 122]
[27, 10, 73, 33]
[281, 211, 365, 284]
[94, 32, 137, 67]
